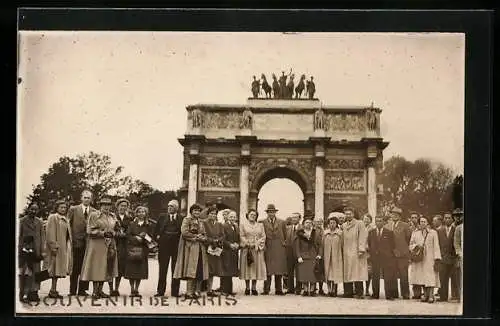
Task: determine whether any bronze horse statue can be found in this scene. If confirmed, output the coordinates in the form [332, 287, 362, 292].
[295, 74, 306, 98]
[286, 74, 295, 99]
[272, 73, 280, 98]
[261, 74, 272, 98]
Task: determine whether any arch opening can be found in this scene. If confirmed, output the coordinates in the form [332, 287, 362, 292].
[254, 167, 307, 221]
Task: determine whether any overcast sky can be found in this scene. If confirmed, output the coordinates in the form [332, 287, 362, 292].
[17, 32, 464, 216]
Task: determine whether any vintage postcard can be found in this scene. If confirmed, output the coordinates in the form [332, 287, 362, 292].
[16, 26, 464, 315]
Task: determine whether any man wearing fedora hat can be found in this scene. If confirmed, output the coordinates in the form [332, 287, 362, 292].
[68, 189, 96, 296]
[154, 199, 183, 298]
[262, 204, 287, 295]
[390, 206, 411, 299]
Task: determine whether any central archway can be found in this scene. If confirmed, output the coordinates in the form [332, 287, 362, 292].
[250, 166, 309, 220]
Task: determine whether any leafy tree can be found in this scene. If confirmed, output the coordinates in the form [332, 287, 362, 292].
[379, 156, 458, 218]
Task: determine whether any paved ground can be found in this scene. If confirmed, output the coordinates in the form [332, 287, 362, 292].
[16, 258, 461, 315]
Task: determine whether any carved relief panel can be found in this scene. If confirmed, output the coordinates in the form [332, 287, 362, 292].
[199, 155, 240, 167]
[199, 167, 240, 191]
[324, 158, 366, 170]
[325, 170, 366, 193]
[188, 110, 254, 130]
[324, 112, 366, 133]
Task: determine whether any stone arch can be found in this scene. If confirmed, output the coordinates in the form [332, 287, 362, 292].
[250, 165, 313, 194]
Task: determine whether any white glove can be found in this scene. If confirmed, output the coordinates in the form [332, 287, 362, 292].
[297, 257, 304, 263]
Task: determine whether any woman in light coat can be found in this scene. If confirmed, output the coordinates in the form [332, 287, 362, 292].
[239, 209, 266, 295]
[45, 200, 73, 299]
[173, 204, 210, 299]
[409, 216, 441, 303]
[80, 196, 119, 299]
[321, 213, 344, 297]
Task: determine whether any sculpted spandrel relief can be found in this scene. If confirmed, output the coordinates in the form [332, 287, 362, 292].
[248, 157, 315, 190]
[200, 168, 240, 189]
[325, 170, 365, 192]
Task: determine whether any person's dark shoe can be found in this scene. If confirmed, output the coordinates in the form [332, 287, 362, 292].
[48, 291, 63, 299]
[354, 294, 364, 299]
[171, 293, 180, 298]
[318, 289, 326, 296]
[386, 297, 395, 300]
[20, 296, 30, 304]
[206, 291, 217, 297]
[402, 296, 410, 300]
[251, 290, 258, 296]
[261, 291, 269, 295]
[342, 294, 353, 298]
[275, 291, 285, 296]
[428, 297, 435, 303]
[154, 293, 165, 297]
[302, 291, 309, 296]
[370, 295, 379, 299]
[110, 290, 120, 297]
[78, 291, 89, 296]
[310, 292, 317, 297]
[28, 292, 40, 302]
[244, 289, 250, 295]
[411, 295, 421, 299]
[420, 296, 428, 303]
[98, 291, 110, 298]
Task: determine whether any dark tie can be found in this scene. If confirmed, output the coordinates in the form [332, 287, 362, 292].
[84, 208, 88, 219]
[170, 215, 174, 222]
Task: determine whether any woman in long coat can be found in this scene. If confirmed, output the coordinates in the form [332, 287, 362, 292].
[173, 204, 210, 299]
[203, 207, 225, 296]
[321, 213, 344, 297]
[110, 198, 132, 296]
[18, 203, 44, 303]
[239, 209, 266, 295]
[45, 200, 73, 299]
[220, 210, 240, 295]
[294, 216, 322, 296]
[342, 208, 368, 298]
[80, 196, 119, 299]
[124, 206, 150, 297]
[409, 216, 441, 303]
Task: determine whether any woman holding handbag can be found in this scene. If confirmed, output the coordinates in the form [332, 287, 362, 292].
[239, 209, 266, 295]
[124, 206, 150, 297]
[409, 216, 441, 303]
[294, 216, 322, 296]
[80, 196, 119, 299]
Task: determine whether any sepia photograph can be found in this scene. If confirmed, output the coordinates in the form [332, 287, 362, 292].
[16, 28, 465, 315]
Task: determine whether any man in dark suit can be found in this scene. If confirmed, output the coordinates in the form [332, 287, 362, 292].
[390, 206, 411, 299]
[367, 216, 397, 300]
[284, 212, 301, 294]
[68, 190, 96, 296]
[437, 211, 459, 302]
[154, 199, 183, 297]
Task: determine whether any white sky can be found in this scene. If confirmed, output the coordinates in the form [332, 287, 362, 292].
[17, 32, 465, 215]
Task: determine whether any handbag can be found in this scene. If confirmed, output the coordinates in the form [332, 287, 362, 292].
[246, 249, 255, 265]
[410, 231, 428, 262]
[127, 246, 144, 261]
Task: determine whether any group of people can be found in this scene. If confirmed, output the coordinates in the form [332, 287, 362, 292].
[18, 189, 464, 306]
[18, 190, 153, 302]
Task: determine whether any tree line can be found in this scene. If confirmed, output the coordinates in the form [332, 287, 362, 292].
[21, 152, 463, 220]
